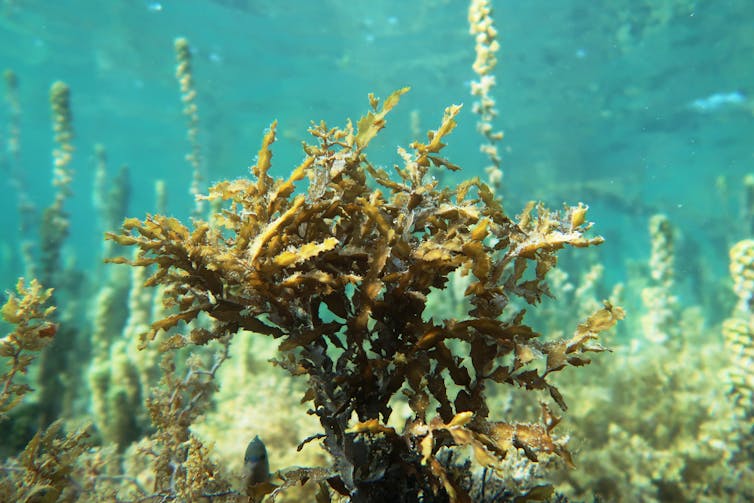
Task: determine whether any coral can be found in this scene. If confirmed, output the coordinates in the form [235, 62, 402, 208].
[107, 89, 621, 501]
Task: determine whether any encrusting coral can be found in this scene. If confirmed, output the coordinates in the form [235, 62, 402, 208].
[107, 88, 622, 501]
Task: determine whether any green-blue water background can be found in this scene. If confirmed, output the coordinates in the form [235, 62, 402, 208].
[0, 0, 752, 320]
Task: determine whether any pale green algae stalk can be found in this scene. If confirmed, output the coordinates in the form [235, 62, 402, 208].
[37, 81, 77, 427]
[641, 214, 678, 345]
[723, 239, 754, 492]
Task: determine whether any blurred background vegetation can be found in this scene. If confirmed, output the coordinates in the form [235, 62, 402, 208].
[1, 0, 753, 501]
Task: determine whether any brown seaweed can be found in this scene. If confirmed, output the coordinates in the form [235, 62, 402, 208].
[107, 89, 622, 502]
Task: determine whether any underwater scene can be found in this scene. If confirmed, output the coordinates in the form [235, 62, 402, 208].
[0, 0, 752, 501]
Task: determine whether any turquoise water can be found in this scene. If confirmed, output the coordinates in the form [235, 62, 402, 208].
[1, 0, 751, 290]
[1, 1, 753, 500]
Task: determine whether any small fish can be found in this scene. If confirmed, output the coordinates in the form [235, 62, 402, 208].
[243, 435, 270, 486]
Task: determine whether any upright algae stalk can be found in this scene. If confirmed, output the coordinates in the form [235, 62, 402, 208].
[49, 82, 74, 206]
[724, 240, 754, 435]
[4, 70, 36, 280]
[108, 89, 622, 502]
[640, 214, 678, 344]
[723, 242, 754, 498]
[4, 69, 20, 162]
[37, 81, 77, 427]
[40, 81, 75, 290]
[174, 37, 204, 219]
[92, 144, 108, 231]
[468, 0, 503, 191]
